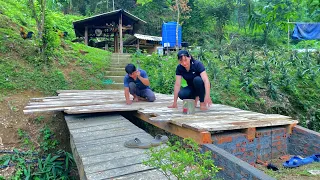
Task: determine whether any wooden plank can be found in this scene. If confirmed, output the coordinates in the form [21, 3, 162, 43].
[65, 114, 124, 123]
[77, 143, 144, 157]
[86, 164, 154, 180]
[57, 90, 118, 93]
[24, 106, 70, 114]
[25, 100, 122, 109]
[75, 132, 154, 149]
[69, 122, 135, 134]
[66, 118, 128, 130]
[70, 134, 87, 180]
[85, 154, 149, 174]
[72, 127, 145, 142]
[113, 169, 171, 180]
[28, 99, 118, 105]
[40, 97, 116, 102]
[65, 105, 140, 114]
[181, 119, 298, 132]
[81, 148, 147, 166]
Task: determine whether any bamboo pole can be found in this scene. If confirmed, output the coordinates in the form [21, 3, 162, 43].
[287, 19, 290, 51]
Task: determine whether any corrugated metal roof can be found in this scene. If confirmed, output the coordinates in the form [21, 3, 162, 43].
[134, 34, 162, 41]
[72, 9, 146, 37]
[73, 9, 147, 25]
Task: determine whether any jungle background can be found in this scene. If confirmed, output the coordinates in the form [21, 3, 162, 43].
[0, 0, 320, 179]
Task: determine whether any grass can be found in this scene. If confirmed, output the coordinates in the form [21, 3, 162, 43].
[258, 160, 320, 180]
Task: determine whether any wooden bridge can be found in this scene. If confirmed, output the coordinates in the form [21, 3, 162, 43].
[24, 90, 298, 179]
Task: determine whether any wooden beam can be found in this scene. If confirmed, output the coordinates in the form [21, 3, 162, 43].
[114, 33, 119, 53]
[119, 13, 123, 54]
[133, 112, 212, 144]
[84, 26, 88, 45]
[137, 39, 139, 50]
[242, 127, 256, 141]
[285, 123, 297, 135]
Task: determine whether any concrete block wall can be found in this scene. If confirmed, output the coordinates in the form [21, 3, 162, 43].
[202, 144, 275, 180]
[288, 125, 320, 157]
[211, 127, 288, 165]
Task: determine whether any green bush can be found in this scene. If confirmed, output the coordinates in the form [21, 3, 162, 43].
[132, 53, 177, 94]
[144, 138, 220, 180]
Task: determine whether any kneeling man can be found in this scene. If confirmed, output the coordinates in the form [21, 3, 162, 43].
[124, 63, 156, 105]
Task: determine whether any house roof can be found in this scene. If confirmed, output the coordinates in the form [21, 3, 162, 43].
[73, 9, 146, 37]
[124, 34, 162, 45]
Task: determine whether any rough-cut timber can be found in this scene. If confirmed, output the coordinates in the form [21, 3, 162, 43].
[66, 114, 168, 180]
[24, 90, 298, 134]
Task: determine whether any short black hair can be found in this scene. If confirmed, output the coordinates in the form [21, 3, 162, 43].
[125, 63, 136, 74]
[177, 50, 190, 60]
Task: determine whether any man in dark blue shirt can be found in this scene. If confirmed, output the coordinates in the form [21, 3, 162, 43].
[168, 50, 212, 110]
[124, 64, 156, 105]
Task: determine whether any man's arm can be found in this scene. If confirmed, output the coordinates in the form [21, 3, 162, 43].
[123, 76, 132, 105]
[137, 70, 150, 86]
[124, 87, 132, 105]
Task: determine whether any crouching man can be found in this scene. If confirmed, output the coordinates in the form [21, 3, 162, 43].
[124, 63, 156, 105]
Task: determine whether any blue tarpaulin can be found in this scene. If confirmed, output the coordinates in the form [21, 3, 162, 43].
[292, 23, 320, 40]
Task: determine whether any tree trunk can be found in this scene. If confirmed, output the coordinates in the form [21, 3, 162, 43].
[69, 0, 73, 13]
[40, 0, 47, 63]
[175, 0, 180, 51]
[29, 0, 47, 63]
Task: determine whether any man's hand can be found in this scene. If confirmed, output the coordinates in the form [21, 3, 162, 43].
[136, 70, 141, 78]
[126, 100, 132, 105]
[168, 102, 178, 108]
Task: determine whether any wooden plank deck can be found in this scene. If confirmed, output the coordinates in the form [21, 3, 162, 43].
[24, 90, 298, 134]
[66, 113, 168, 180]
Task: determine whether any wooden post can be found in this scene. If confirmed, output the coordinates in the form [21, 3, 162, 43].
[114, 32, 119, 53]
[105, 40, 108, 51]
[119, 13, 123, 54]
[84, 26, 88, 45]
[136, 39, 139, 50]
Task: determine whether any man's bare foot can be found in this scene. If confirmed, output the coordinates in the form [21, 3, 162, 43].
[195, 97, 199, 107]
[133, 95, 139, 102]
[200, 102, 208, 111]
[138, 96, 147, 101]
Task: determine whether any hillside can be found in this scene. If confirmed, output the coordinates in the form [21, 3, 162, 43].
[0, 1, 112, 178]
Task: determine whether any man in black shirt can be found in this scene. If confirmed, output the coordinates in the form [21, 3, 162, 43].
[168, 50, 212, 110]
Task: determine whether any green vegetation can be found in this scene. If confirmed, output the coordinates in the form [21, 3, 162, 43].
[134, 47, 320, 132]
[144, 138, 220, 180]
[0, 1, 111, 179]
[0, 0, 111, 95]
[0, 149, 75, 179]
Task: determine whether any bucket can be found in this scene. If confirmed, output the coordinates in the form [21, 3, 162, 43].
[183, 99, 195, 114]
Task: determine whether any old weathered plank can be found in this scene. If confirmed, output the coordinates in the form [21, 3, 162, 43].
[26, 90, 298, 133]
[66, 113, 168, 180]
[81, 148, 147, 166]
[86, 164, 155, 180]
[85, 154, 149, 174]
[75, 132, 154, 149]
[113, 169, 172, 180]
[72, 127, 145, 142]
